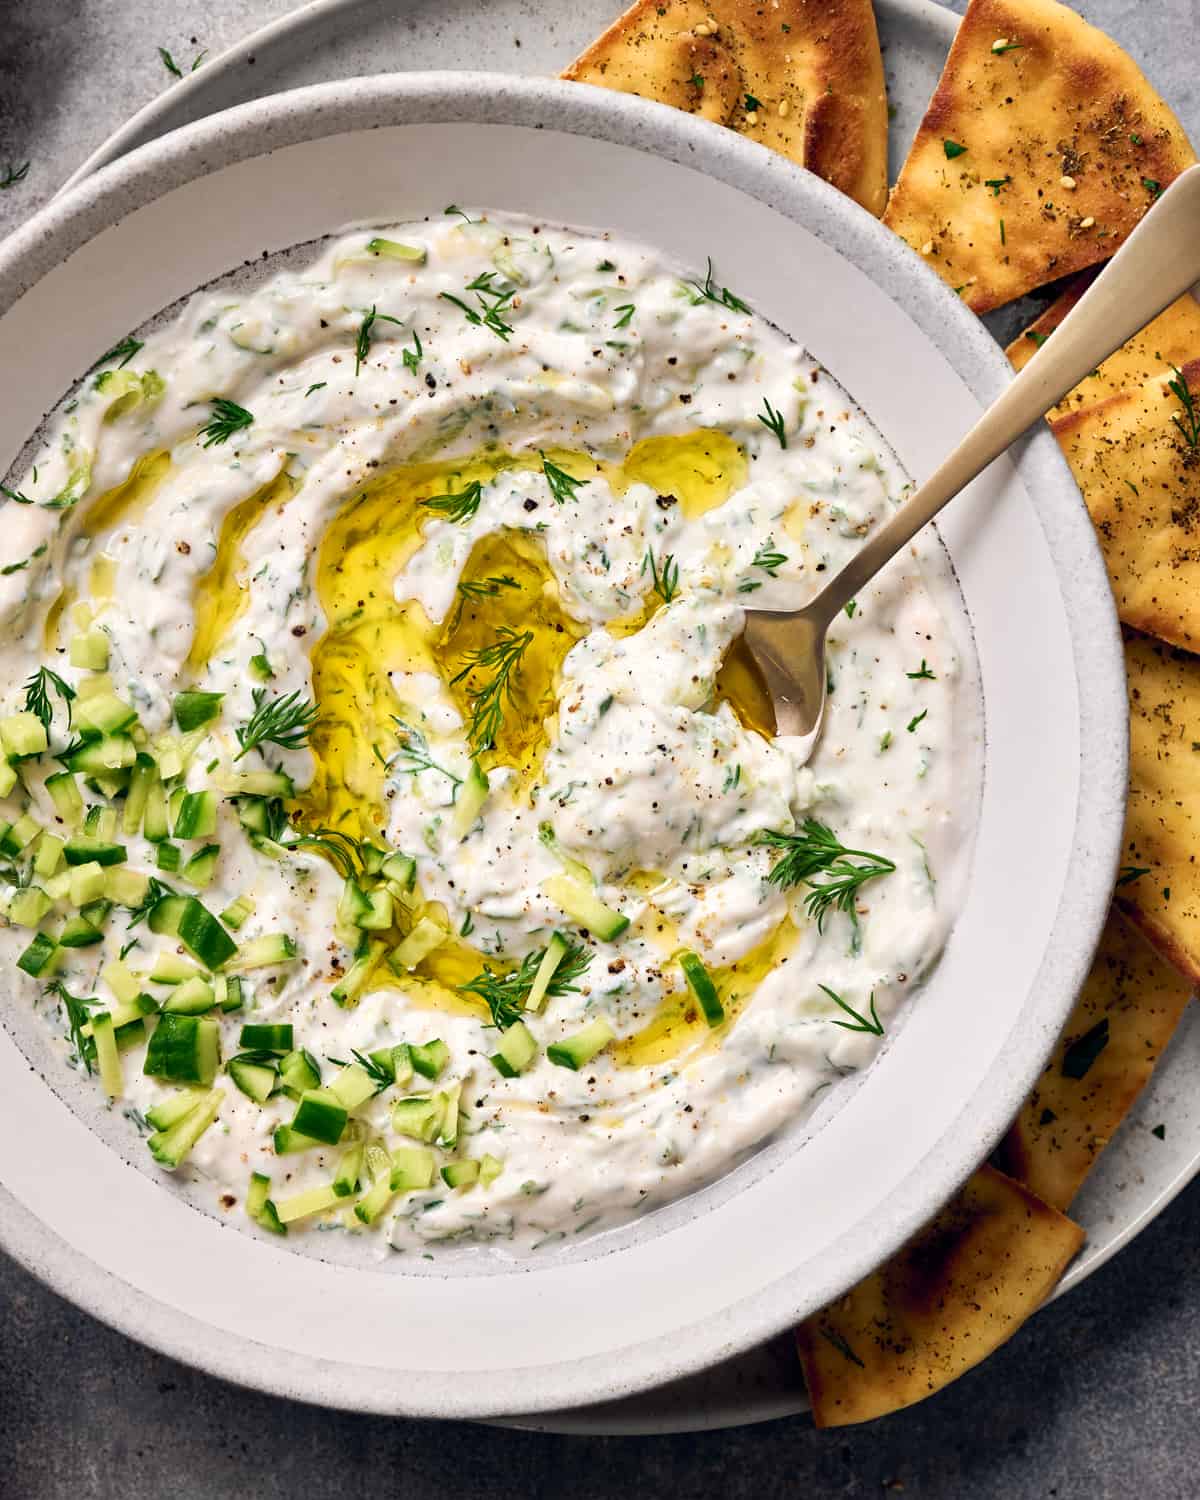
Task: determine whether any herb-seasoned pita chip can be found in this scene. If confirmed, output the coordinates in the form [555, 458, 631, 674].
[995, 909, 1193, 1211]
[562, 0, 888, 216]
[882, 0, 1195, 312]
[1118, 630, 1200, 981]
[1006, 294, 1200, 649]
[795, 1165, 1084, 1427]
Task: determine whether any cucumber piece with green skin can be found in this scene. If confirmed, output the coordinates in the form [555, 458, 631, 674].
[366, 237, 427, 262]
[148, 952, 203, 985]
[358, 888, 393, 931]
[490, 1019, 538, 1077]
[353, 1172, 396, 1225]
[182, 844, 220, 889]
[367, 1043, 413, 1089]
[67, 862, 106, 905]
[172, 691, 224, 732]
[547, 1017, 615, 1071]
[114, 1018, 147, 1051]
[329, 939, 385, 1006]
[452, 759, 489, 837]
[391, 1096, 443, 1143]
[62, 835, 126, 868]
[272, 1124, 326, 1155]
[65, 735, 136, 775]
[91, 1011, 123, 1099]
[541, 875, 629, 941]
[173, 790, 217, 840]
[245, 1171, 286, 1234]
[145, 1090, 203, 1132]
[74, 692, 137, 737]
[174, 897, 238, 969]
[409, 1039, 449, 1080]
[291, 1089, 348, 1146]
[79, 898, 113, 930]
[278, 1048, 321, 1098]
[122, 754, 157, 835]
[0, 813, 42, 858]
[230, 934, 296, 971]
[105, 866, 150, 907]
[0, 762, 15, 797]
[337, 878, 371, 930]
[214, 975, 244, 1012]
[162, 976, 216, 1014]
[222, 770, 296, 798]
[274, 1183, 348, 1225]
[155, 842, 181, 872]
[83, 804, 116, 838]
[58, 914, 104, 948]
[219, 894, 255, 930]
[332, 1141, 364, 1197]
[228, 1056, 277, 1104]
[148, 1089, 222, 1169]
[329, 1063, 376, 1112]
[17, 932, 61, 977]
[88, 770, 130, 800]
[69, 629, 109, 671]
[380, 851, 416, 890]
[239, 1023, 293, 1053]
[142, 778, 170, 842]
[83, 994, 157, 1034]
[7, 886, 51, 927]
[479, 1153, 504, 1187]
[677, 949, 724, 1027]
[389, 916, 446, 972]
[389, 1145, 435, 1192]
[0, 710, 48, 758]
[147, 894, 189, 937]
[441, 1159, 479, 1189]
[100, 959, 141, 1005]
[44, 770, 84, 828]
[526, 931, 570, 1014]
[435, 1082, 462, 1150]
[143, 1013, 221, 1086]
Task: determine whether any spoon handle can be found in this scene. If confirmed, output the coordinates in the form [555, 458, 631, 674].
[812, 163, 1200, 622]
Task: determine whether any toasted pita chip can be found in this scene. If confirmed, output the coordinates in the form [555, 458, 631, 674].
[882, 0, 1195, 312]
[1005, 293, 1200, 649]
[561, 0, 888, 216]
[795, 1165, 1084, 1427]
[995, 909, 1193, 1210]
[1117, 629, 1200, 981]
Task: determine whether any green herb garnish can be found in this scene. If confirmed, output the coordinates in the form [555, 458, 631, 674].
[752, 538, 787, 576]
[758, 397, 787, 449]
[1168, 365, 1199, 450]
[125, 877, 178, 929]
[943, 139, 967, 159]
[402, 330, 423, 374]
[46, 980, 98, 1073]
[420, 479, 483, 524]
[1061, 1017, 1109, 1080]
[2, 543, 47, 577]
[353, 305, 403, 376]
[450, 627, 533, 753]
[744, 94, 762, 112]
[461, 937, 591, 1029]
[758, 818, 895, 931]
[1115, 864, 1150, 886]
[90, 336, 144, 372]
[906, 659, 936, 680]
[613, 304, 635, 329]
[441, 271, 516, 342]
[389, 718, 463, 788]
[985, 175, 1012, 196]
[234, 688, 318, 760]
[200, 397, 254, 447]
[684, 257, 751, 315]
[818, 983, 883, 1035]
[22, 665, 75, 732]
[0, 161, 30, 191]
[642, 549, 680, 604]
[541, 454, 587, 505]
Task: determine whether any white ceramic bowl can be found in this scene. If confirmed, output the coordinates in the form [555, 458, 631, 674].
[0, 75, 1126, 1418]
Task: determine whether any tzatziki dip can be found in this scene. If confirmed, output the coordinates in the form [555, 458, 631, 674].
[0, 212, 977, 1256]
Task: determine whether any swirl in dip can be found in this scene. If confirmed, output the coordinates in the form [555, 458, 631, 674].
[0, 213, 977, 1253]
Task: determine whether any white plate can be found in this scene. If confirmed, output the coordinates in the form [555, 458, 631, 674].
[0, 74, 1124, 1420]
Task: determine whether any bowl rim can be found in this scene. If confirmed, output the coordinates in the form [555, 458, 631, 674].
[0, 71, 1128, 1417]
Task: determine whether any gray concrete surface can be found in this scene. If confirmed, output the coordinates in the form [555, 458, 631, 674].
[2, 0, 1200, 1494]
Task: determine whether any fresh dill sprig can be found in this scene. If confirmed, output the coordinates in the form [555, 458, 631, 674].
[758, 397, 787, 449]
[440, 271, 516, 342]
[457, 574, 519, 604]
[46, 980, 98, 1073]
[444, 204, 476, 223]
[1168, 365, 1200, 451]
[541, 453, 587, 505]
[613, 304, 636, 329]
[642, 549, 680, 604]
[90, 335, 144, 372]
[450, 627, 532, 753]
[158, 46, 183, 77]
[906, 659, 936, 680]
[420, 479, 483, 524]
[22, 665, 75, 732]
[684, 257, 751, 315]
[350, 1047, 396, 1092]
[1, 543, 47, 577]
[290, 828, 368, 879]
[751, 537, 787, 576]
[353, 305, 403, 376]
[125, 877, 178, 929]
[0, 161, 30, 191]
[389, 718, 463, 788]
[758, 818, 896, 931]
[402, 330, 423, 374]
[235, 688, 318, 760]
[200, 397, 254, 447]
[818, 983, 883, 1035]
[0, 483, 34, 505]
[461, 937, 592, 1029]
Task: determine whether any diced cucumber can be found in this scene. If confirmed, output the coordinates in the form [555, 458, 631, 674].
[329, 938, 385, 1006]
[58, 914, 104, 948]
[541, 875, 629, 941]
[353, 1172, 396, 1226]
[678, 949, 724, 1027]
[249, 652, 273, 683]
[547, 1017, 615, 1071]
[63, 835, 126, 868]
[291, 1089, 348, 1146]
[143, 1013, 221, 1086]
[17, 931, 61, 977]
[83, 804, 116, 839]
[360, 844, 386, 876]
[452, 759, 489, 837]
[162, 976, 216, 1014]
[435, 1081, 462, 1149]
[380, 851, 416, 890]
[219, 893, 255, 930]
[441, 1159, 479, 1190]
[359, 888, 393, 931]
[0, 711, 48, 759]
[43, 871, 71, 902]
[410, 1038, 449, 1080]
[391, 1095, 443, 1142]
[33, 832, 64, 878]
[155, 841, 181, 872]
[100, 958, 141, 1005]
[278, 1048, 320, 1098]
[337, 878, 371, 929]
[82, 993, 157, 1034]
[0, 814, 41, 856]
[147, 894, 188, 937]
[214, 974, 244, 1012]
[388, 1043, 414, 1089]
[230, 933, 296, 971]
[389, 1145, 435, 1192]
[272, 1124, 325, 1155]
[173, 790, 217, 840]
[91, 1011, 123, 1099]
[67, 861, 106, 905]
[44, 771, 84, 828]
[526, 931, 569, 1014]
[228, 1056, 277, 1104]
[114, 1018, 147, 1051]
[0, 762, 14, 798]
[490, 1019, 538, 1077]
[8, 885, 51, 927]
[176, 897, 238, 969]
[479, 1153, 504, 1187]
[145, 1090, 204, 1131]
[142, 778, 169, 842]
[105, 866, 150, 907]
[219, 770, 295, 798]
[329, 1062, 376, 1112]
[389, 915, 446, 971]
[69, 629, 109, 671]
[173, 691, 224, 732]
[65, 734, 135, 774]
[148, 1089, 222, 1169]
[74, 692, 137, 737]
[332, 1141, 364, 1197]
[148, 951, 203, 984]
[88, 770, 130, 799]
[182, 843, 220, 889]
[245, 1171, 286, 1234]
[366, 237, 427, 262]
[274, 1183, 346, 1224]
[239, 1022, 293, 1052]
[122, 754, 157, 835]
